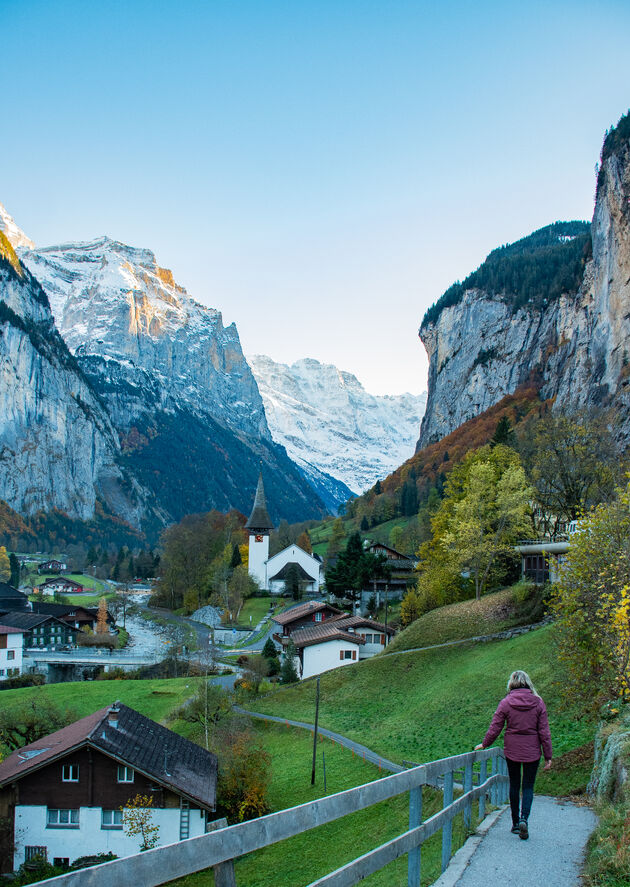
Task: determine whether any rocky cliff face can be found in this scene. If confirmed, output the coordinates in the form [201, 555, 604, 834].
[17, 235, 324, 529]
[249, 355, 426, 502]
[417, 113, 630, 448]
[21, 238, 269, 439]
[0, 232, 145, 524]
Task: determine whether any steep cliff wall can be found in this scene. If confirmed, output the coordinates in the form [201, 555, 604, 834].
[418, 113, 630, 448]
[0, 233, 145, 524]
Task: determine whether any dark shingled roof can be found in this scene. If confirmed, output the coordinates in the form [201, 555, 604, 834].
[328, 615, 395, 635]
[30, 602, 98, 619]
[268, 562, 314, 582]
[273, 600, 345, 626]
[0, 611, 77, 631]
[0, 703, 218, 811]
[245, 471, 274, 531]
[290, 624, 366, 649]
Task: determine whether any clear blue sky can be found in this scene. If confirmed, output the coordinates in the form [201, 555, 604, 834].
[3, 0, 629, 394]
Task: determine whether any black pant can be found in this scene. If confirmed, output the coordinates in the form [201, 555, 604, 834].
[505, 757, 540, 825]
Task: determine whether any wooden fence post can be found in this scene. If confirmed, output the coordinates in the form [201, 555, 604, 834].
[441, 770, 454, 873]
[490, 755, 498, 806]
[207, 818, 237, 887]
[463, 762, 473, 831]
[407, 784, 422, 887]
[478, 758, 487, 820]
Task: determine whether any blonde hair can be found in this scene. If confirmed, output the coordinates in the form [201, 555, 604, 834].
[507, 670, 539, 696]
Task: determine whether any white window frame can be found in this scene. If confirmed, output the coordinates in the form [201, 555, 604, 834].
[47, 808, 79, 828]
[101, 809, 123, 829]
[62, 764, 79, 783]
[117, 765, 134, 783]
[7, 650, 14, 660]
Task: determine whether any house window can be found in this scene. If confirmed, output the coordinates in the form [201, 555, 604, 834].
[344, 650, 353, 659]
[7, 650, 15, 660]
[0, 669, 4, 676]
[101, 809, 123, 829]
[53, 858, 70, 868]
[363, 634, 372, 643]
[25, 846, 47, 862]
[47, 808, 79, 827]
[62, 764, 79, 782]
[315, 612, 323, 622]
[117, 765, 134, 783]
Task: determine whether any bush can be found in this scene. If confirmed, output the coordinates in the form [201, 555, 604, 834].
[0, 673, 45, 691]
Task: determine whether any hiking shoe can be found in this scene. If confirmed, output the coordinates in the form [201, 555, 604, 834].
[511, 825, 520, 834]
[519, 819, 529, 840]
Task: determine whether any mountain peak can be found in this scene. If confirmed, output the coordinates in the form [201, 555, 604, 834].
[0, 201, 34, 250]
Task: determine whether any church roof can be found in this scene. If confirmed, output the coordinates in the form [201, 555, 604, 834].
[245, 471, 274, 531]
[268, 562, 314, 582]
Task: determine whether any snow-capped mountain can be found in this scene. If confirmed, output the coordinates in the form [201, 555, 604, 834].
[248, 355, 427, 498]
[0, 202, 34, 250]
[5, 225, 325, 530]
[22, 238, 268, 438]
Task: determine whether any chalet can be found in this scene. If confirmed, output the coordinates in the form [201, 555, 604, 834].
[515, 539, 570, 583]
[29, 602, 113, 632]
[0, 624, 23, 680]
[274, 603, 393, 679]
[272, 600, 345, 637]
[36, 577, 85, 596]
[0, 582, 29, 613]
[0, 612, 79, 649]
[0, 702, 218, 872]
[37, 560, 68, 575]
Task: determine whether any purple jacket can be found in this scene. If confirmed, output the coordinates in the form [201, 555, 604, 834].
[482, 688, 553, 762]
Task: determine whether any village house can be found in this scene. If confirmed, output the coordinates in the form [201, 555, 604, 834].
[0, 624, 23, 680]
[0, 612, 79, 650]
[29, 602, 113, 633]
[36, 577, 85, 596]
[37, 560, 68, 575]
[273, 602, 394, 679]
[0, 702, 219, 872]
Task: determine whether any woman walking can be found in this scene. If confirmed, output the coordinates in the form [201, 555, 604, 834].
[475, 670, 552, 840]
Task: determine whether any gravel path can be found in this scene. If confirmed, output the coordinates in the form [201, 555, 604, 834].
[234, 706, 403, 773]
[437, 796, 597, 887]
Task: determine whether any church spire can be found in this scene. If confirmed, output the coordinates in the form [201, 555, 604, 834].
[245, 470, 274, 532]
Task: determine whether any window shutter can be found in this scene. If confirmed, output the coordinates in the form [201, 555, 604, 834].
[352, 650, 357, 660]
[380, 634, 385, 645]
[339, 651, 344, 660]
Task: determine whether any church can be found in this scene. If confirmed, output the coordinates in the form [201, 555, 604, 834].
[246, 473, 324, 595]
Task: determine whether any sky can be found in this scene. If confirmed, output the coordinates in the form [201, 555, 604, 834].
[2, 0, 630, 395]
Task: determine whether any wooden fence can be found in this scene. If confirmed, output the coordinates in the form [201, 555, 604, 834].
[36, 748, 509, 887]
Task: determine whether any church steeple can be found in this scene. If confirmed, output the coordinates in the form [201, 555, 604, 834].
[245, 470, 274, 532]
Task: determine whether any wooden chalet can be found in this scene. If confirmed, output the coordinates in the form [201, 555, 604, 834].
[272, 600, 345, 638]
[36, 577, 85, 596]
[37, 560, 68, 575]
[0, 611, 79, 649]
[29, 602, 113, 632]
[0, 702, 218, 872]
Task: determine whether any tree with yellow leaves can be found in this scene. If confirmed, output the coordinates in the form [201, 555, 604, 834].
[550, 481, 630, 708]
[121, 794, 160, 851]
[0, 547, 10, 583]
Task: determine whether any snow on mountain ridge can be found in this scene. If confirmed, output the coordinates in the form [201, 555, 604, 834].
[21, 237, 269, 439]
[248, 354, 427, 496]
[0, 201, 34, 250]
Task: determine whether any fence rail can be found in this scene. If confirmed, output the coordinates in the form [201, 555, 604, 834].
[36, 748, 509, 887]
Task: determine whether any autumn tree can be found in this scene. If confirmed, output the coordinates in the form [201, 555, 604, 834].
[96, 597, 109, 634]
[550, 481, 630, 709]
[218, 730, 271, 822]
[0, 696, 76, 751]
[419, 445, 531, 603]
[121, 794, 160, 851]
[519, 410, 622, 533]
[327, 517, 346, 558]
[401, 587, 423, 627]
[0, 546, 10, 582]
[297, 530, 312, 553]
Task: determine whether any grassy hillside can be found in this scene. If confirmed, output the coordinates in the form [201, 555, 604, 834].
[253, 625, 595, 798]
[386, 584, 543, 653]
[0, 677, 202, 724]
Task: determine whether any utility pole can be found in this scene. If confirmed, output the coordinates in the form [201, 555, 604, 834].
[311, 676, 320, 785]
[384, 583, 389, 646]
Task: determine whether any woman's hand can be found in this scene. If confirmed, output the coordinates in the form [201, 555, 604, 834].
[543, 759, 552, 771]
[474, 744, 484, 751]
